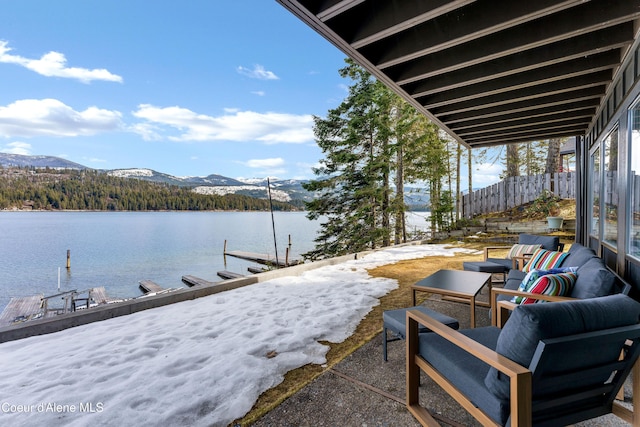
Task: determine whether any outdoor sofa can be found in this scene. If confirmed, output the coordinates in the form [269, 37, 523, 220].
[491, 242, 632, 325]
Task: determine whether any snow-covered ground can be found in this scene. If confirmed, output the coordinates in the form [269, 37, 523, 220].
[192, 185, 291, 202]
[0, 244, 475, 427]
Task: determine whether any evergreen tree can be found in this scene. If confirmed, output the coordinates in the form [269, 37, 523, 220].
[304, 59, 449, 259]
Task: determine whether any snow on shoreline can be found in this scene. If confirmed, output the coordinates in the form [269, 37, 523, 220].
[0, 244, 475, 427]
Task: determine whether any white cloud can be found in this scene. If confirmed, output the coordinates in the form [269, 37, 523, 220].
[472, 162, 503, 188]
[132, 104, 314, 144]
[251, 90, 266, 96]
[237, 64, 279, 80]
[0, 40, 122, 83]
[2, 141, 31, 155]
[0, 99, 123, 138]
[86, 157, 107, 163]
[245, 158, 284, 168]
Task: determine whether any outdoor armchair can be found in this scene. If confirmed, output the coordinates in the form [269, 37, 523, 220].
[484, 233, 563, 271]
[406, 294, 640, 426]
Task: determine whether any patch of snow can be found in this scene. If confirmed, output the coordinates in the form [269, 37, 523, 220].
[0, 244, 474, 427]
[108, 169, 154, 178]
[192, 186, 291, 202]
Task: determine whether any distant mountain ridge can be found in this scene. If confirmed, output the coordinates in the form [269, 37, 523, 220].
[0, 153, 313, 204]
[0, 153, 88, 170]
[0, 153, 430, 208]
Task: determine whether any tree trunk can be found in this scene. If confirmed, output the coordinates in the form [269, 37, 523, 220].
[545, 138, 562, 174]
[455, 144, 461, 221]
[395, 145, 404, 244]
[506, 143, 520, 177]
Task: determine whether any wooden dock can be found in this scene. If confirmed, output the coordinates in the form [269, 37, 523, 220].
[217, 270, 245, 280]
[247, 266, 267, 274]
[139, 280, 165, 294]
[225, 250, 301, 267]
[0, 294, 44, 327]
[89, 287, 112, 304]
[181, 275, 215, 287]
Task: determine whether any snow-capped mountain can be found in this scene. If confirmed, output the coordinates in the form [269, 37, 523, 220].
[0, 153, 87, 169]
[0, 153, 314, 203]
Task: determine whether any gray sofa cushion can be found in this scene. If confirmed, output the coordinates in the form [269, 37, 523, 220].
[571, 257, 616, 298]
[486, 257, 513, 270]
[519, 234, 560, 251]
[485, 294, 640, 401]
[561, 243, 597, 267]
[419, 327, 508, 424]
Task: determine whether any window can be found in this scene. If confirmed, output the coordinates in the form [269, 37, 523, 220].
[590, 147, 600, 237]
[631, 106, 640, 259]
[603, 128, 619, 247]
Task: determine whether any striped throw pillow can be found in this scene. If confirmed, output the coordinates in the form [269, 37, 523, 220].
[522, 248, 568, 272]
[506, 243, 541, 260]
[515, 272, 577, 304]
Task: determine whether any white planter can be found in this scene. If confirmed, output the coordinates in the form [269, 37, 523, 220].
[547, 216, 564, 230]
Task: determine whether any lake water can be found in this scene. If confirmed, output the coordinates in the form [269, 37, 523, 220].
[0, 211, 431, 312]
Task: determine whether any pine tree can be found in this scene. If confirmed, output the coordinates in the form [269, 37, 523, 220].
[303, 59, 451, 258]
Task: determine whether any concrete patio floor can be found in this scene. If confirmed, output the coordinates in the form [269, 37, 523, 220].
[251, 289, 633, 426]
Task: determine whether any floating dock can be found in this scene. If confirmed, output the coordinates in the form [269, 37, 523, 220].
[0, 287, 122, 327]
[181, 275, 215, 287]
[224, 250, 301, 267]
[0, 295, 44, 327]
[247, 266, 267, 274]
[217, 270, 245, 280]
[139, 280, 165, 294]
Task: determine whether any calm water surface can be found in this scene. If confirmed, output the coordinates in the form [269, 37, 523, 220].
[0, 211, 431, 312]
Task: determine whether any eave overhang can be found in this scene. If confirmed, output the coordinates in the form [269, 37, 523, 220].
[277, 0, 640, 148]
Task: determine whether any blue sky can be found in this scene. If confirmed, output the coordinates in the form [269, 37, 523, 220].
[0, 1, 502, 186]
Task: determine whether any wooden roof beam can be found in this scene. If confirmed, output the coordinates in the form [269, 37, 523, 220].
[459, 117, 591, 140]
[399, 24, 633, 92]
[464, 126, 588, 146]
[320, 0, 476, 47]
[382, 1, 640, 78]
[431, 70, 611, 116]
[358, 0, 582, 67]
[437, 86, 604, 123]
[454, 110, 595, 136]
[417, 52, 620, 108]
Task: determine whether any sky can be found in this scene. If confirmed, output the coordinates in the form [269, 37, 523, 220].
[0, 1, 502, 187]
[0, 243, 476, 426]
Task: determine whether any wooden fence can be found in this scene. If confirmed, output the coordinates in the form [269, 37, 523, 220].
[462, 172, 575, 218]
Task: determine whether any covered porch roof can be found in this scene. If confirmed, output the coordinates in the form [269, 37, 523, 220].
[276, 0, 640, 149]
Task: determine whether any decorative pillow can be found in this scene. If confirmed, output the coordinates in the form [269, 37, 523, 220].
[506, 243, 541, 260]
[522, 248, 569, 272]
[511, 267, 577, 303]
[513, 272, 577, 304]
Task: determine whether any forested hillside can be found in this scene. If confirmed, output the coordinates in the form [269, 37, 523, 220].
[0, 168, 298, 212]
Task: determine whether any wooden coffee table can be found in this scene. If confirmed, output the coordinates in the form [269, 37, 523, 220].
[411, 269, 492, 328]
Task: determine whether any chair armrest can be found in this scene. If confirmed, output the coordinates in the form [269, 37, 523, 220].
[496, 300, 517, 327]
[490, 288, 575, 326]
[406, 309, 532, 425]
[510, 255, 531, 270]
[406, 309, 529, 375]
[484, 246, 511, 261]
